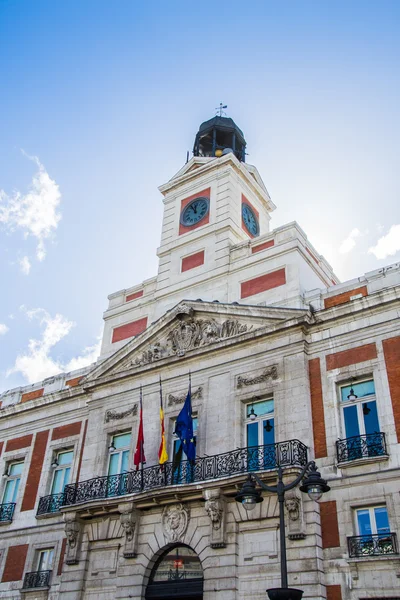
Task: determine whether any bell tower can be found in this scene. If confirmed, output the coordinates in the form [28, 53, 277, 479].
[156, 114, 276, 296]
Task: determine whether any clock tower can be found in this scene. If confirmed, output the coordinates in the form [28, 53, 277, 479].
[101, 115, 339, 356]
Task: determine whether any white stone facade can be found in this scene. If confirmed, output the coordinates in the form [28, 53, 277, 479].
[1, 122, 399, 600]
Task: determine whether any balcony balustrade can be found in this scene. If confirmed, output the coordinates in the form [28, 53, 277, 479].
[348, 533, 398, 558]
[0, 502, 16, 523]
[336, 432, 387, 463]
[37, 440, 307, 513]
[22, 570, 52, 589]
[36, 492, 65, 516]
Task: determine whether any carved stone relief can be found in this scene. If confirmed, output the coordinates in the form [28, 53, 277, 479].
[104, 404, 138, 423]
[161, 503, 190, 543]
[236, 365, 278, 388]
[203, 489, 227, 548]
[285, 490, 306, 540]
[64, 512, 83, 565]
[132, 317, 253, 367]
[118, 502, 139, 558]
[167, 386, 203, 407]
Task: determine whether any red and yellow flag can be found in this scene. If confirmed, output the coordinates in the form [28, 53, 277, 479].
[158, 378, 168, 465]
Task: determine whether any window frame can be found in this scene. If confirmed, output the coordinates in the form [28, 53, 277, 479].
[2, 460, 24, 505]
[244, 397, 275, 448]
[50, 449, 74, 496]
[108, 431, 132, 476]
[339, 377, 380, 439]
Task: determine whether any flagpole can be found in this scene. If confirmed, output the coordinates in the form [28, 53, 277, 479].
[140, 385, 144, 490]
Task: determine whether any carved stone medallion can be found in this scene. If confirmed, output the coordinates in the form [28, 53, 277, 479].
[161, 503, 189, 543]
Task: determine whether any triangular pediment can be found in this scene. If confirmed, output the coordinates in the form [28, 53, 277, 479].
[83, 301, 309, 384]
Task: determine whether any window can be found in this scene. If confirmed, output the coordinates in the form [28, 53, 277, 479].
[245, 398, 275, 470]
[107, 432, 131, 497]
[339, 379, 385, 461]
[348, 506, 397, 557]
[51, 450, 73, 496]
[108, 432, 131, 476]
[37, 548, 54, 572]
[2, 461, 24, 504]
[171, 417, 198, 484]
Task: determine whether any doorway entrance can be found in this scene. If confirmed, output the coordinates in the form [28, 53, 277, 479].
[145, 545, 203, 600]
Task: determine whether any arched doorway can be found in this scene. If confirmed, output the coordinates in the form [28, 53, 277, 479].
[145, 545, 203, 600]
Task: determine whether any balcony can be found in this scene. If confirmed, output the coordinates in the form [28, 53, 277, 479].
[348, 533, 398, 558]
[22, 570, 52, 589]
[0, 502, 16, 523]
[36, 492, 65, 517]
[36, 440, 307, 512]
[336, 432, 387, 464]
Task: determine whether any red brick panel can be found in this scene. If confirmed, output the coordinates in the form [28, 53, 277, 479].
[65, 376, 83, 387]
[57, 538, 67, 576]
[242, 195, 260, 238]
[76, 419, 88, 482]
[320, 501, 340, 548]
[181, 250, 205, 273]
[179, 188, 210, 235]
[21, 430, 49, 512]
[251, 239, 274, 254]
[326, 585, 342, 600]
[1, 544, 29, 582]
[309, 358, 327, 458]
[5, 434, 33, 452]
[0, 441, 3, 456]
[326, 343, 377, 371]
[21, 388, 44, 403]
[51, 421, 82, 441]
[324, 286, 368, 309]
[241, 268, 286, 299]
[382, 336, 400, 442]
[126, 290, 144, 302]
[112, 317, 148, 343]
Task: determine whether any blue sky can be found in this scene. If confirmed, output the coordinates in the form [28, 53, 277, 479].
[0, 0, 399, 392]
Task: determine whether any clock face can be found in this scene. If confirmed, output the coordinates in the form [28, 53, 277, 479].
[180, 197, 209, 227]
[242, 203, 259, 236]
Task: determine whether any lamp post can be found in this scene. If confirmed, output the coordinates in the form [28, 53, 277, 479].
[235, 461, 330, 600]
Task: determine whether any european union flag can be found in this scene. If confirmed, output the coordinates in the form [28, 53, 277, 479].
[174, 385, 196, 462]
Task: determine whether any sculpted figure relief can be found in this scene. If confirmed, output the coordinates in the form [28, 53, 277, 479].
[162, 503, 189, 542]
[133, 316, 252, 366]
[285, 495, 300, 521]
[205, 499, 223, 530]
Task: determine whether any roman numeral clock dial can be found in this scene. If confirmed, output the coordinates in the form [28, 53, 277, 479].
[180, 197, 210, 227]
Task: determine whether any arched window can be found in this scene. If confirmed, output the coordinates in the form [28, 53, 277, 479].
[146, 545, 203, 599]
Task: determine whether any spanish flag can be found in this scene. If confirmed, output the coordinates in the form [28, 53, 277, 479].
[158, 377, 168, 465]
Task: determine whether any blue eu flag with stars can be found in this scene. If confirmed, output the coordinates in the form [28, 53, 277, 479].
[174, 384, 196, 462]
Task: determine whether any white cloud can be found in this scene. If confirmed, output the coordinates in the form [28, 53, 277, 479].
[0, 153, 61, 262]
[339, 228, 361, 254]
[6, 307, 100, 384]
[0, 324, 9, 335]
[368, 224, 400, 260]
[18, 256, 31, 275]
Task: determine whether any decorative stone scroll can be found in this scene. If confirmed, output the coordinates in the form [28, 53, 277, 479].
[162, 503, 190, 543]
[236, 365, 278, 388]
[64, 512, 83, 565]
[203, 489, 227, 548]
[285, 490, 306, 540]
[133, 317, 253, 367]
[167, 386, 203, 407]
[118, 502, 140, 558]
[104, 404, 138, 423]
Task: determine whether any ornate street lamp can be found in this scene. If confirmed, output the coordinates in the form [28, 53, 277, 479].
[235, 461, 330, 600]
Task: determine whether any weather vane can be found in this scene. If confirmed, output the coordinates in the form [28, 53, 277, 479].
[215, 102, 227, 117]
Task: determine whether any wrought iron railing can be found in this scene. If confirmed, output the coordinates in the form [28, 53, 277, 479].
[0, 502, 16, 522]
[22, 570, 52, 589]
[348, 533, 398, 558]
[336, 432, 387, 463]
[58, 440, 307, 508]
[36, 492, 65, 516]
